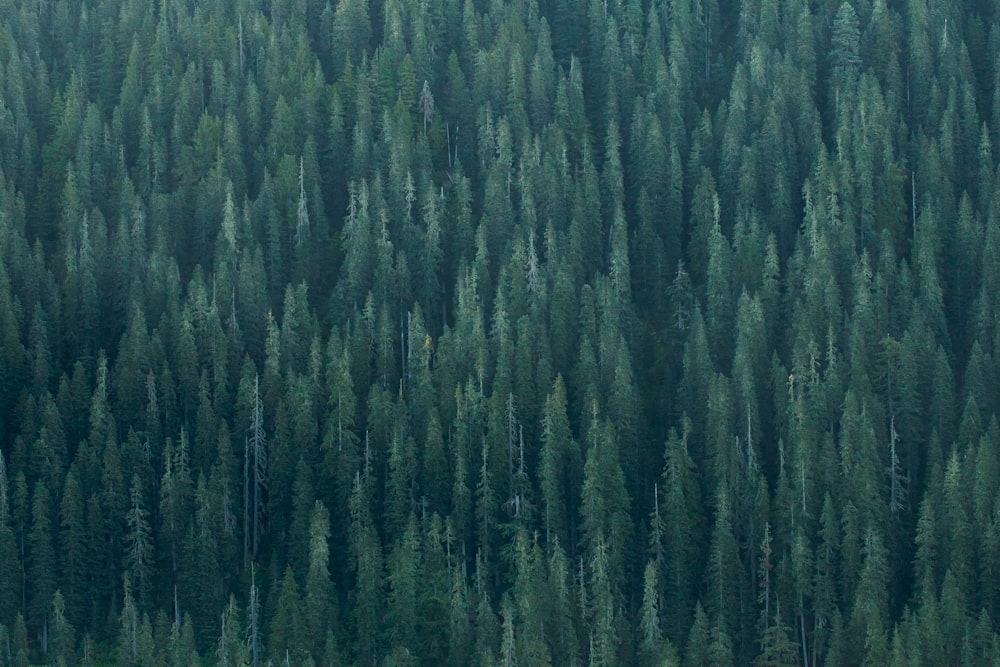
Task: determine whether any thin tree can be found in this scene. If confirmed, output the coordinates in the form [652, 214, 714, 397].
[124, 474, 154, 608]
[418, 80, 435, 135]
[246, 566, 262, 667]
[244, 374, 267, 566]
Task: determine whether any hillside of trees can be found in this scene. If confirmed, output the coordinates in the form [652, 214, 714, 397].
[0, 0, 999, 664]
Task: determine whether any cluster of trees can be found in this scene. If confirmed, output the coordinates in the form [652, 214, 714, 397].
[1, 0, 1000, 663]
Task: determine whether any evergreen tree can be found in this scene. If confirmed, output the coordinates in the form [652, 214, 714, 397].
[0, 521, 18, 633]
[580, 409, 632, 601]
[158, 435, 191, 607]
[216, 595, 248, 667]
[705, 483, 742, 659]
[268, 566, 307, 664]
[685, 602, 711, 667]
[243, 373, 268, 566]
[246, 569, 263, 667]
[539, 376, 579, 549]
[49, 591, 76, 666]
[28, 481, 55, 650]
[118, 579, 141, 666]
[124, 474, 154, 610]
[661, 422, 701, 643]
[349, 467, 383, 664]
[639, 559, 673, 667]
[304, 501, 336, 659]
[387, 514, 421, 654]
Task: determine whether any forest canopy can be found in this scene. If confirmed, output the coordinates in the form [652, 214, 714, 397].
[0, 0, 999, 664]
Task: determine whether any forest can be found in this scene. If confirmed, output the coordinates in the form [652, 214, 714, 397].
[0, 0, 999, 663]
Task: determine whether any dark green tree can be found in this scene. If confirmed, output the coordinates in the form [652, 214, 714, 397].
[27, 481, 55, 651]
[124, 474, 154, 610]
[49, 590, 76, 666]
[268, 566, 307, 664]
[539, 376, 579, 549]
[580, 408, 632, 600]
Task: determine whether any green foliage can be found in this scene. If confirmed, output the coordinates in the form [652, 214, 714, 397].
[27, 481, 55, 639]
[124, 474, 154, 609]
[268, 566, 307, 664]
[0, 0, 994, 663]
[580, 409, 632, 600]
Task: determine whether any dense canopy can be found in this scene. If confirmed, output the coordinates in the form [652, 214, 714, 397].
[0, 0, 999, 664]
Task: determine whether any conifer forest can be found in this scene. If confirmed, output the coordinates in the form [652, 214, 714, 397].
[3, 0, 1000, 663]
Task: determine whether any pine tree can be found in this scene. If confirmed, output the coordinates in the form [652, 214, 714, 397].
[754, 601, 798, 667]
[167, 613, 199, 667]
[285, 459, 315, 589]
[216, 595, 248, 667]
[10, 611, 28, 667]
[243, 374, 268, 566]
[580, 408, 632, 601]
[705, 216, 735, 370]
[49, 590, 76, 666]
[472, 552, 499, 665]
[705, 483, 742, 658]
[684, 602, 711, 667]
[499, 593, 517, 667]
[548, 539, 581, 666]
[269, 566, 307, 664]
[350, 467, 383, 664]
[124, 474, 154, 610]
[243, 567, 262, 667]
[510, 530, 551, 665]
[830, 2, 861, 91]
[812, 494, 839, 663]
[447, 559, 471, 666]
[661, 422, 701, 643]
[304, 501, 336, 659]
[474, 435, 498, 580]
[0, 521, 18, 632]
[158, 434, 191, 609]
[639, 559, 665, 666]
[848, 527, 890, 665]
[387, 514, 421, 654]
[119, 579, 140, 666]
[0, 447, 19, 627]
[27, 481, 55, 649]
[210, 424, 240, 588]
[588, 536, 621, 667]
[540, 376, 578, 548]
[167, 488, 202, 642]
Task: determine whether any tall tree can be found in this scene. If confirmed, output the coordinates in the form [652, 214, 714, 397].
[28, 481, 55, 652]
[349, 465, 383, 664]
[268, 566, 307, 664]
[158, 435, 192, 610]
[580, 408, 632, 604]
[243, 373, 268, 566]
[304, 500, 336, 660]
[539, 376, 579, 549]
[124, 474, 154, 610]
